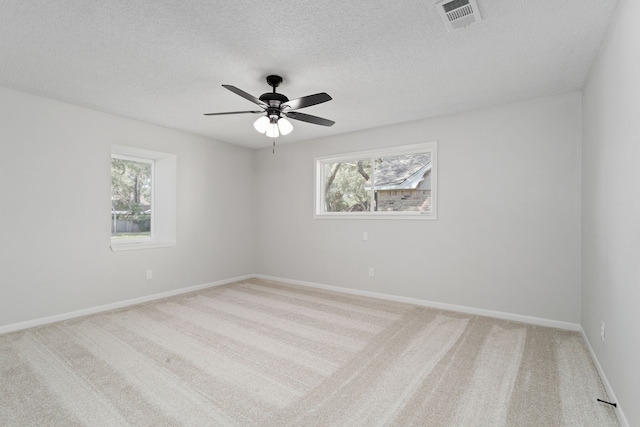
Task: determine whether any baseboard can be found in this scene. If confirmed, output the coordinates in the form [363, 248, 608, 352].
[0, 272, 581, 333]
[255, 274, 581, 331]
[0, 274, 254, 335]
[580, 327, 630, 427]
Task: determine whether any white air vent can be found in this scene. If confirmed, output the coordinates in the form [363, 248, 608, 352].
[436, 0, 482, 32]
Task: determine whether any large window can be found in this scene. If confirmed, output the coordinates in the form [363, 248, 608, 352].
[315, 142, 437, 219]
[110, 145, 176, 251]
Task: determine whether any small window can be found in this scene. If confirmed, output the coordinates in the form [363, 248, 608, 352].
[110, 146, 176, 251]
[315, 142, 437, 219]
[111, 155, 153, 241]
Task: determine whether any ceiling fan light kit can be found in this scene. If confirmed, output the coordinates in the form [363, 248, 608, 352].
[204, 75, 334, 138]
[274, 117, 293, 135]
[254, 115, 292, 138]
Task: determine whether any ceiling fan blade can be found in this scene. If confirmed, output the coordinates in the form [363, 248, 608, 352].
[204, 110, 263, 116]
[222, 85, 268, 108]
[283, 111, 335, 127]
[282, 92, 332, 110]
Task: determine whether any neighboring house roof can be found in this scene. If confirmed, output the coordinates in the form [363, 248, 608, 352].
[365, 153, 431, 191]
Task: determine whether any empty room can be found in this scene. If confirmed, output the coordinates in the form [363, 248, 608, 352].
[0, 0, 637, 426]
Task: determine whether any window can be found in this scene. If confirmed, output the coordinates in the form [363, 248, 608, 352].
[111, 155, 153, 241]
[110, 146, 176, 251]
[315, 142, 437, 219]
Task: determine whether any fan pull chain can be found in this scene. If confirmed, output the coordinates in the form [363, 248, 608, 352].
[273, 140, 276, 154]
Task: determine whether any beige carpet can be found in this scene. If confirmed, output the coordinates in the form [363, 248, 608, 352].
[0, 279, 619, 426]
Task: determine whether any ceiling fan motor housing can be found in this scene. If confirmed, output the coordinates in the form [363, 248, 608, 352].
[259, 92, 289, 107]
[259, 91, 289, 119]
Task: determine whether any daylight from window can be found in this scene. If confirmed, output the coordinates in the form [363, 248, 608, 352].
[111, 156, 153, 240]
[316, 143, 436, 219]
[324, 159, 372, 212]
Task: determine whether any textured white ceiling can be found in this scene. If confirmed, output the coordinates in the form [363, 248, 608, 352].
[0, 0, 618, 149]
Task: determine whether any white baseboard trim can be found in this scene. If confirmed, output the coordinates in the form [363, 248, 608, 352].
[0, 272, 581, 333]
[255, 274, 581, 331]
[0, 274, 253, 335]
[580, 328, 629, 427]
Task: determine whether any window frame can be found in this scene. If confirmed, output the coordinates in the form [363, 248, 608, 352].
[314, 142, 437, 220]
[110, 145, 176, 251]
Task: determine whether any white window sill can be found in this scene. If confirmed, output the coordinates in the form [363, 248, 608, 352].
[314, 213, 437, 220]
[110, 241, 176, 252]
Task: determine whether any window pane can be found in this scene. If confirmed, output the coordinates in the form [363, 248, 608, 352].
[111, 158, 152, 239]
[323, 159, 371, 212]
[373, 153, 431, 212]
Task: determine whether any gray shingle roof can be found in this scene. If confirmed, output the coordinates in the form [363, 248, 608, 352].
[367, 153, 431, 188]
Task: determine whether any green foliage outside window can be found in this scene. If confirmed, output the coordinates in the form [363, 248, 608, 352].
[324, 160, 373, 212]
[111, 158, 152, 237]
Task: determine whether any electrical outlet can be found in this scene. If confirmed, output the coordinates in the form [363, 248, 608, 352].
[368, 267, 375, 277]
[600, 321, 605, 342]
[363, 232, 369, 241]
[146, 270, 153, 280]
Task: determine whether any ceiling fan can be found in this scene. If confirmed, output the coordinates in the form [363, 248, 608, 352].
[204, 75, 335, 138]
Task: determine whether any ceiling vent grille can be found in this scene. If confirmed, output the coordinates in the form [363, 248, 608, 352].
[436, 0, 482, 32]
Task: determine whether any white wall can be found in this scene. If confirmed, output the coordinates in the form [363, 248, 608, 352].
[582, 0, 639, 424]
[255, 92, 582, 323]
[0, 87, 255, 328]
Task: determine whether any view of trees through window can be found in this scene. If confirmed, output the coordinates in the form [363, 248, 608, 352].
[111, 157, 152, 239]
[324, 159, 373, 212]
[321, 150, 433, 215]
